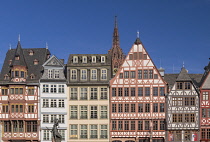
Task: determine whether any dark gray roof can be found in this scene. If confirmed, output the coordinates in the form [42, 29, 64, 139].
[134, 37, 142, 45]
[0, 42, 51, 84]
[199, 61, 210, 88]
[176, 67, 191, 81]
[164, 73, 203, 87]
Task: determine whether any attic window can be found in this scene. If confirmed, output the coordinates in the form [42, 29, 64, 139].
[4, 74, 9, 80]
[92, 56, 96, 63]
[8, 60, 12, 65]
[101, 56, 105, 63]
[15, 56, 19, 60]
[73, 56, 78, 63]
[30, 74, 35, 79]
[34, 59, 39, 65]
[29, 50, 34, 55]
[82, 56, 87, 63]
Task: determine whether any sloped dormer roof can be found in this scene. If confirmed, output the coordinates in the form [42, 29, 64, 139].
[176, 67, 192, 81]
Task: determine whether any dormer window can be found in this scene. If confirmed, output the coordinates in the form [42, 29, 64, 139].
[4, 74, 9, 80]
[92, 56, 96, 63]
[29, 50, 34, 55]
[82, 56, 87, 63]
[34, 59, 39, 65]
[73, 56, 78, 63]
[101, 56, 105, 63]
[30, 74, 35, 79]
[15, 56, 19, 60]
[8, 60, 12, 65]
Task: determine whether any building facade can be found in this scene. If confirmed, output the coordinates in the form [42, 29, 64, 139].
[39, 55, 67, 141]
[200, 62, 210, 142]
[0, 41, 50, 142]
[108, 16, 125, 76]
[66, 54, 112, 142]
[165, 68, 200, 142]
[109, 37, 167, 142]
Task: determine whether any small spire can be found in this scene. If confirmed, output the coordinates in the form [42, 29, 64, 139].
[46, 42, 48, 49]
[114, 16, 118, 28]
[18, 34, 20, 42]
[9, 44, 11, 50]
[137, 30, 139, 38]
[183, 61, 185, 68]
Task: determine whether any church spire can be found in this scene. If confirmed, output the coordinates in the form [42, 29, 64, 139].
[112, 16, 120, 49]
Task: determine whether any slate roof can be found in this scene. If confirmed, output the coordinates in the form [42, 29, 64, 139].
[199, 61, 210, 88]
[0, 42, 50, 84]
[176, 67, 191, 81]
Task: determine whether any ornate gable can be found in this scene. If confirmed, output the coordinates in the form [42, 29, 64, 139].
[43, 55, 64, 67]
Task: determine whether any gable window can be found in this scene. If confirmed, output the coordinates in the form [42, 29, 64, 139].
[91, 69, 97, 80]
[153, 87, 158, 96]
[82, 56, 87, 63]
[71, 69, 77, 80]
[81, 69, 87, 80]
[92, 56, 96, 63]
[48, 70, 53, 79]
[101, 56, 105, 63]
[73, 56, 78, 63]
[101, 69, 107, 80]
[160, 87, 165, 96]
[54, 70, 59, 79]
[149, 70, 153, 79]
[144, 70, 148, 79]
[177, 82, 183, 89]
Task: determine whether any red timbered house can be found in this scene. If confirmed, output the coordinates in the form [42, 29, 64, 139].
[0, 40, 50, 142]
[200, 62, 210, 142]
[109, 36, 167, 142]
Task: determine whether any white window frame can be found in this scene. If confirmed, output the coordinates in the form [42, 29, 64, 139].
[43, 114, 49, 123]
[43, 99, 49, 108]
[58, 114, 65, 123]
[58, 85, 65, 93]
[73, 56, 78, 63]
[70, 88, 78, 100]
[100, 125, 108, 139]
[43, 84, 49, 93]
[70, 124, 78, 139]
[101, 56, 105, 63]
[82, 56, 87, 63]
[100, 106, 108, 119]
[50, 85, 57, 93]
[43, 130, 50, 140]
[48, 69, 53, 79]
[92, 56, 96, 63]
[71, 69, 77, 80]
[70, 106, 78, 119]
[90, 124, 98, 138]
[58, 99, 65, 108]
[80, 88, 87, 100]
[81, 69, 87, 80]
[100, 88, 108, 100]
[203, 92, 209, 100]
[90, 88, 98, 100]
[80, 105, 88, 119]
[91, 69, 97, 80]
[101, 69, 107, 80]
[54, 70, 59, 79]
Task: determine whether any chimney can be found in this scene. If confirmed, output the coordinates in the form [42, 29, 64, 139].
[158, 67, 165, 77]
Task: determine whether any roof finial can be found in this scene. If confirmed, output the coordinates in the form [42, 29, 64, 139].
[46, 42, 48, 49]
[114, 16, 118, 28]
[137, 30, 139, 38]
[9, 44, 11, 50]
[18, 34, 20, 42]
[183, 61, 185, 68]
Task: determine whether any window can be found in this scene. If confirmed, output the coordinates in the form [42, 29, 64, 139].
[80, 106, 88, 119]
[130, 71, 136, 78]
[177, 82, 183, 89]
[201, 129, 206, 139]
[178, 114, 182, 122]
[173, 114, 177, 122]
[112, 121, 116, 130]
[43, 115, 49, 123]
[118, 121, 123, 130]
[33, 59, 39, 65]
[131, 121, 135, 130]
[138, 121, 143, 130]
[125, 121, 129, 130]
[71, 69, 77, 80]
[131, 104, 135, 113]
[70, 88, 77, 100]
[70, 125, 78, 138]
[184, 131, 190, 141]
[124, 88, 129, 96]
[28, 105, 34, 113]
[21, 71, 24, 78]
[129, 54, 133, 60]
[50, 99, 57, 108]
[185, 114, 190, 122]
[100, 125, 108, 139]
[131, 88, 135, 96]
[153, 87, 158, 96]
[203, 92, 209, 100]
[145, 121, 150, 130]
[119, 73, 123, 78]
[81, 69, 87, 80]
[26, 121, 37, 132]
[153, 103, 158, 112]
[58, 130, 65, 141]
[145, 103, 150, 112]
[58, 99, 64, 108]
[101, 56, 105, 63]
[43, 130, 50, 140]
[15, 71, 19, 77]
[90, 88, 98, 100]
[118, 104, 123, 113]
[101, 69, 107, 80]
[138, 70, 142, 79]
[160, 121, 165, 130]
[73, 56, 78, 63]
[144, 54, 147, 59]
[100, 106, 107, 119]
[28, 88, 34, 95]
[125, 104, 129, 113]
[82, 56, 87, 63]
[58, 115, 65, 123]
[4, 121, 11, 132]
[144, 70, 148, 79]
[207, 109, 210, 117]
[138, 103, 143, 112]
[190, 114, 195, 122]
[184, 97, 189, 106]
[190, 97, 195, 106]
[118, 88, 123, 96]
[48, 70, 53, 79]
[90, 106, 97, 119]
[160, 103, 164, 112]
[54, 70, 59, 79]
[185, 82, 191, 89]
[90, 125, 98, 138]
[91, 69, 97, 80]
[153, 121, 158, 130]
[149, 70, 153, 79]
[50, 85, 57, 93]
[58, 85, 64, 93]
[92, 56, 96, 63]
[70, 106, 77, 119]
[10, 88, 23, 94]
[2, 105, 8, 113]
[100, 88, 107, 99]
[112, 104, 116, 113]
[145, 87, 150, 96]
[80, 88, 87, 100]
[43, 84, 49, 93]
[80, 125, 87, 138]
[1, 88, 8, 95]
[138, 87, 143, 96]
[160, 87, 165, 96]
[112, 88, 116, 96]
[124, 71, 129, 78]
[43, 99, 49, 108]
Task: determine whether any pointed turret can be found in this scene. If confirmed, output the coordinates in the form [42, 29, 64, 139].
[11, 41, 27, 67]
[176, 67, 191, 81]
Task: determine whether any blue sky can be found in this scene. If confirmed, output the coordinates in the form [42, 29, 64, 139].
[0, 0, 209, 73]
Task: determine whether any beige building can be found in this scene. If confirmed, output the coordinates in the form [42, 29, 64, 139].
[66, 54, 112, 142]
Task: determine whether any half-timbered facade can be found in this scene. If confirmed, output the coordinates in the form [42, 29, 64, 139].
[67, 54, 112, 142]
[0, 41, 50, 142]
[39, 55, 67, 141]
[110, 36, 167, 142]
[165, 68, 201, 142]
[200, 62, 210, 142]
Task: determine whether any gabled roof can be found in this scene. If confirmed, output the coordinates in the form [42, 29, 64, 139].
[176, 67, 191, 81]
[42, 55, 64, 67]
[200, 61, 210, 89]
